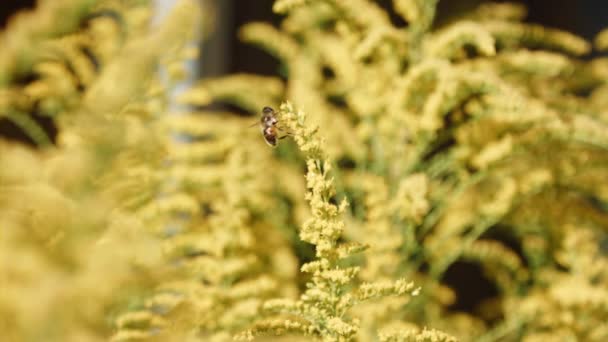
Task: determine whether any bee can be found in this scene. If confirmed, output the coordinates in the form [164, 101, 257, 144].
[254, 106, 290, 147]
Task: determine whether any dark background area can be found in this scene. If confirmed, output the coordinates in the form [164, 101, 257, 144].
[1, 0, 606, 81]
[1, 0, 607, 321]
[198, 0, 608, 77]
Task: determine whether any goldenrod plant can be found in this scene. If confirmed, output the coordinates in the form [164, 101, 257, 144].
[1, 0, 608, 341]
[0, 0, 201, 340]
[189, 0, 608, 340]
[234, 102, 423, 341]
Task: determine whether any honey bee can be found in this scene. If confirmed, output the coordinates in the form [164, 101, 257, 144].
[255, 106, 290, 147]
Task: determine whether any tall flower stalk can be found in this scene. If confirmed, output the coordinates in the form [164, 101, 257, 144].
[238, 102, 424, 341]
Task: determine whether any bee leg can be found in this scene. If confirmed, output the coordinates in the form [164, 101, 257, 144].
[279, 132, 295, 140]
[277, 127, 295, 136]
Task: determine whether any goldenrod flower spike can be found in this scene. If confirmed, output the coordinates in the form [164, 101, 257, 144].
[237, 102, 421, 341]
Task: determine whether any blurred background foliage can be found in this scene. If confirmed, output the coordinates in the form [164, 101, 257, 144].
[0, 0, 608, 341]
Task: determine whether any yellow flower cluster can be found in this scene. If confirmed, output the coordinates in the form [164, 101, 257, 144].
[2, 0, 608, 341]
[238, 103, 421, 341]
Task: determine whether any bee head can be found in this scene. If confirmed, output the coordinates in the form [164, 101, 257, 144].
[261, 106, 278, 126]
